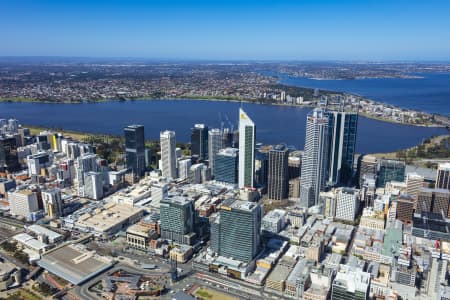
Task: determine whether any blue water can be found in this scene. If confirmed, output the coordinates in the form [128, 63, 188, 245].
[279, 73, 450, 116]
[0, 100, 447, 153]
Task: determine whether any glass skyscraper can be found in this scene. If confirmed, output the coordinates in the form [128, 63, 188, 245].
[377, 159, 405, 188]
[327, 111, 358, 185]
[267, 144, 289, 201]
[124, 124, 145, 177]
[238, 108, 255, 189]
[191, 124, 208, 161]
[208, 128, 223, 176]
[214, 148, 239, 184]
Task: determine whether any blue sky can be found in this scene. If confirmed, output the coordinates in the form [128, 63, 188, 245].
[1, 0, 449, 60]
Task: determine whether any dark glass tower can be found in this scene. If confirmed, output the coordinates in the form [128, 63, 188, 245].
[267, 145, 289, 200]
[124, 125, 145, 177]
[327, 111, 358, 186]
[191, 124, 208, 161]
[0, 136, 20, 172]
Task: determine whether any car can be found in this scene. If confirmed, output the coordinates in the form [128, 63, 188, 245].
[170, 290, 175, 294]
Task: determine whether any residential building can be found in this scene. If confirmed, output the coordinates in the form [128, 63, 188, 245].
[41, 188, 63, 218]
[8, 190, 39, 221]
[84, 171, 103, 200]
[300, 108, 330, 208]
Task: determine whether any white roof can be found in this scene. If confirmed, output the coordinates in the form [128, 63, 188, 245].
[27, 224, 62, 241]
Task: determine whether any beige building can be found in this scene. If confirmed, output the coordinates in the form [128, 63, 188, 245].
[126, 222, 158, 251]
[360, 208, 385, 230]
[169, 245, 193, 263]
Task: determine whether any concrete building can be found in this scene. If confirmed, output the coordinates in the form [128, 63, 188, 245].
[335, 188, 360, 222]
[331, 265, 371, 300]
[267, 145, 289, 201]
[214, 148, 238, 184]
[150, 183, 168, 208]
[8, 190, 39, 221]
[126, 222, 158, 251]
[300, 108, 330, 208]
[178, 158, 191, 181]
[416, 188, 450, 216]
[124, 125, 146, 177]
[160, 196, 196, 245]
[169, 245, 193, 263]
[396, 194, 415, 223]
[160, 130, 177, 179]
[41, 188, 63, 218]
[261, 209, 286, 234]
[208, 128, 222, 176]
[406, 172, 425, 202]
[84, 171, 103, 200]
[238, 108, 255, 189]
[357, 155, 378, 188]
[218, 199, 262, 262]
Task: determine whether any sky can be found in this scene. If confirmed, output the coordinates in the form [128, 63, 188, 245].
[1, 0, 450, 61]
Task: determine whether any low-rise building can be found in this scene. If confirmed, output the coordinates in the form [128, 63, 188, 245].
[169, 245, 193, 263]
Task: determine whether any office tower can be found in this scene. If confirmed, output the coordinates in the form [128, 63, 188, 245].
[335, 188, 360, 222]
[208, 128, 222, 176]
[396, 194, 415, 223]
[331, 265, 370, 300]
[75, 154, 98, 196]
[327, 111, 358, 185]
[160, 196, 196, 245]
[218, 199, 262, 262]
[178, 158, 192, 181]
[357, 155, 378, 188]
[361, 175, 376, 207]
[84, 171, 103, 200]
[41, 188, 63, 218]
[160, 130, 177, 179]
[300, 108, 330, 208]
[267, 145, 289, 201]
[416, 188, 450, 216]
[377, 159, 405, 188]
[255, 149, 269, 186]
[238, 108, 256, 189]
[0, 136, 20, 172]
[124, 125, 146, 177]
[27, 152, 51, 176]
[150, 183, 168, 208]
[210, 215, 220, 253]
[436, 162, 450, 190]
[222, 128, 233, 148]
[214, 148, 239, 184]
[288, 154, 301, 180]
[8, 190, 39, 221]
[406, 173, 424, 204]
[191, 124, 208, 161]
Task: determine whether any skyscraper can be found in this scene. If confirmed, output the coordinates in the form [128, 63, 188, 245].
[191, 124, 208, 161]
[377, 159, 405, 188]
[160, 196, 196, 245]
[214, 148, 239, 184]
[160, 130, 177, 179]
[124, 125, 145, 177]
[267, 145, 289, 201]
[335, 187, 360, 222]
[436, 162, 450, 190]
[357, 155, 378, 188]
[327, 111, 358, 185]
[0, 136, 20, 172]
[218, 199, 262, 262]
[300, 108, 330, 208]
[238, 108, 255, 189]
[208, 128, 222, 176]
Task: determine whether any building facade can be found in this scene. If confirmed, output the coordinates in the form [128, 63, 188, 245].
[214, 148, 239, 184]
[124, 125, 146, 177]
[160, 130, 177, 179]
[238, 108, 255, 189]
[267, 145, 289, 201]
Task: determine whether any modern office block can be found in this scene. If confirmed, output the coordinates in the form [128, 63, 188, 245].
[0, 136, 20, 172]
[327, 111, 358, 185]
[416, 188, 450, 216]
[268, 145, 289, 201]
[84, 171, 103, 200]
[377, 159, 405, 188]
[436, 162, 450, 190]
[300, 108, 330, 208]
[406, 173, 424, 202]
[124, 125, 146, 177]
[214, 148, 238, 184]
[331, 265, 370, 300]
[218, 199, 262, 262]
[178, 158, 192, 181]
[160, 196, 196, 245]
[357, 155, 378, 188]
[396, 194, 415, 223]
[238, 108, 255, 189]
[160, 130, 177, 179]
[191, 124, 208, 161]
[8, 190, 39, 221]
[208, 128, 222, 176]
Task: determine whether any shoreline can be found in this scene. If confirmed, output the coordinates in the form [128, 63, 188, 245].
[0, 95, 447, 128]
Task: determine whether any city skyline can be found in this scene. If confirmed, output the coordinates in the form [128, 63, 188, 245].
[1, 0, 450, 60]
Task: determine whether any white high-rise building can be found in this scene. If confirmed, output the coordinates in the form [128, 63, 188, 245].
[8, 190, 39, 221]
[238, 108, 256, 189]
[300, 108, 330, 208]
[160, 130, 177, 179]
[208, 128, 222, 176]
[335, 188, 360, 222]
[150, 183, 168, 208]
[84, 171, 103, 200]
[178, 158, 192, 181]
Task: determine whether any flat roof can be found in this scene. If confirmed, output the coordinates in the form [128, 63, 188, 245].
[27, 224, 62, 241]
[38, 243, 113, 285]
